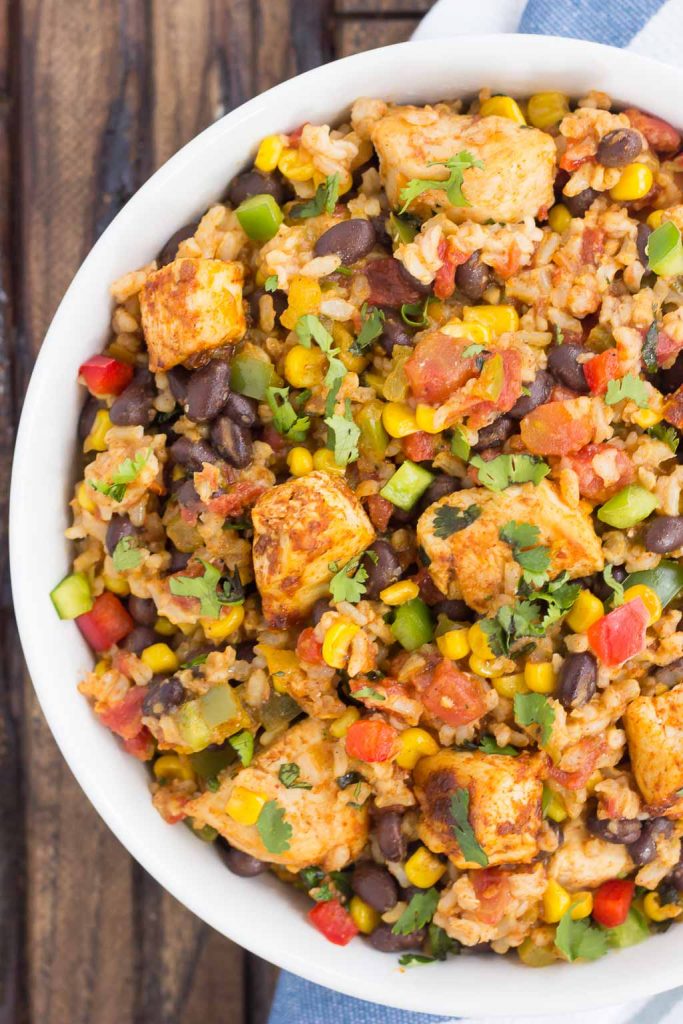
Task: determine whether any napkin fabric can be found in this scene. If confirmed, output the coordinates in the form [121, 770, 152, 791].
[268, 0, 683, 1021]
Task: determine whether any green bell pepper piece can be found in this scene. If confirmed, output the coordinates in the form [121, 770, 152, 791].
[388, 212, 419, 245]
[605, 907, 650, 949]
[357, 399, 389, 460]
[391, 598, 434, 651]
[230, 353, 280, 399]
[597, 485, 658, 528]
[235, 193, 283, 241]
[451, 427, 470, 462]
[380, 460, 434, 511]
[50, 572, 93, 619]
[623, 560, 683, 609]
[189, 745, 236, 779]
[198, 684, 242, 728]
[175, 701, 213, 752]
[647, 221, 683, 277]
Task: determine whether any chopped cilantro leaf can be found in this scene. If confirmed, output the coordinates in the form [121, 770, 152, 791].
[398, 954, 436, 967]
[400, 296, 432, 327]
[351, 304, 385, 355]
[399, 151, 484, 213]
[278, 762, 313, 789]
[642, 321, 659, 375]
[648, 422, 679, 453]
[112, 536, 142, 572]
[325, 398, 361, 466]
[256, 799, 292, 854]
[88, 448, 151, 503]
[449, 788, 488, 866]
[478, 735, 519, 756]
[264, 275, 278, 292]
[169, 560, 242, 619]
[514, 692, 555, 746]
[428, 923, 459, 960]
[329, 550, 375, 603]
[605, 373, 650, 409]
[555, 910, 608, 962]
[499, 521, 551, 588]
[353, 686, 386, 701]
[229, 731, 254, 767]
[291, 173, 340, 219]
[266, 386, 310, 442]
[296, 314, 347, 393]
[392, 888, 440, 935]
[433, 504, 481, 539]
[469, 453, 550, 492]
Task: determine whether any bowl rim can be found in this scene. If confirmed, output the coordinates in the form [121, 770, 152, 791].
[11, 33, 683, 1017]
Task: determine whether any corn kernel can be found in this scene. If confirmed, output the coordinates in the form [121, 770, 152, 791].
[543, 788, 567, 823]
[284, 344, 327, 389]
[382, 401, 418, 439]
[610, 163, 654, 202]
[379, 580, 419, 606]
[202, 603, 245, 641]
[349, 895, 380, 934]
[623, 584, 662, 625]
[566, 589, 604, 633]
[94, 659, 109, 677]
[254, 134, 285, 172]
[277, 147, 314, 182]
[396, 727, 440, 769]
[493, 673, 528, 699]
[479, 95, 526, 125]
[405, 846, 446, 888]
[463, 304, 519, 336]
[154, 616, 177, 636]
[440, 319, 492, 346]
[287, 446, 314, 477]
[141, 642, 179, 674]
[524, 662, 555, 694]
[84, 409, 113, 453]
[469, 654, 505, 678]
[76, 480, 97, 513]
[570, 891, 593, 920]
[632, 406, 663, 428]
[329, 706, 360, 739]
[643, 891, 682, 922]
[527, 91, 569, 130]
[414, 404, 442, 434]
[548, 203, 572, 234]
[647, 210, 665, 229]
[225, 786, 267, 826]
[259, 645, 300, 695]
[543, 879, 571, 924]
[468, 622, 496, 660]
[437, 627, 471, 661]
[333, 322, 369, 374]
[153, 754, 195, 783]
[103, 573, 130, 597]
[312, 448, 345, 476]
[322, 618, 360, 669]
[280, 275, 322, 330]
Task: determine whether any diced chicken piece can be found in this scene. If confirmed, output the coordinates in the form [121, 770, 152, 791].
[185, 718, 369, 871]
[140, 257, 246, 371]
[84, 426, 166, 519]
[417, 480, 603, 614]
[369, 105, 556, 224]
[413, 749, 546, 868]
[624, 686, 683, 809]
[251, 471, 375, 628]
[549, 820, 633, 890]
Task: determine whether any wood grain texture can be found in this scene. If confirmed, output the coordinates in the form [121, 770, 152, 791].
[336, 15, 421, 54]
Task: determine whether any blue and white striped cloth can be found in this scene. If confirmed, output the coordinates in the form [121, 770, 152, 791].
[269, 1, 683, 1021]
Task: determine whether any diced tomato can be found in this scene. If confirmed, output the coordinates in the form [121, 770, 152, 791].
[287, 123, 307, 147]
[345, 719, 397, 763]
[470, 869, 511, 925]
[365, 258, 424, 308]
[587, 598, 649, 667]
[433, 240, 468, 300]
[467, 349, 523, 429]
[123, 727, 155, 761]
[308, 899, 359, 945]
[78, 354, 134, 397]
[560, 150, 591, 172]
[98, 686, 146, 741]
[412, 566, 445, 606]
[405, 333, 478, 405]
[580, 226, 605, 267]
[262, 424, 287, 452]
[563, 443, 635, 503]
[548, 736, 605, 790]
[418, 658, 487, 728]
[520, 398, 594, 456]
[655, 329, 683, 369]
[207, 481, 268, 517]
[77, 592, 134, 651]
[296, 627, 324, 665]
[663, 385, 683, 429]
[624, 108, 681, 153]
[366, 494, 394, 532]
[402, 431, 436, 462]
[592, 879, 635, 928]
[583, 349, 620, 395]
[491, 240, 522, 279]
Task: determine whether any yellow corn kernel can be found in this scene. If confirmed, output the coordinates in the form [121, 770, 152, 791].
[153, 754, 195, 783]
[468, 622, 496, 660]
[527, 91, 570, 130]
[643, 891, 682, 922]
[154, 616, 177, 637]
[379, 580, 419, 606]
[254, 134, 285, 172]
[287, 446, 314, 477]
[441, 319, 492, 346]
[479, 95, 526, 125]
[396, 727, 440, 769]
[493, 673, 528, 699]
[322, 618, 360, 669]
[437, 627, 471, 661]
[570, 891, 593, 920]
[202, 603, 245, 641]
[623, 584, 662, 626]
[566, 589, 604, 633]
[280, 275, 322, 330]
[647, 209, 665, 229]
[76, 480, 97, 513]
[469, 654, 505, 678]
[544, 790, 567, 823]
[543, 879, 571, 924]
[103, 573, 130, 597]
[277, 147, 314, 182]
[548, 203, 572, 234]
[414, 404, 442, 435]
[349, 895, 380, 935]
[463, 304, 519, 336]
[332, 322, 369, 374]
[382, 401, 418, 439]
[329, 706, 360, 739]
[258, 645, 300, 695]
[632, 407, 663, 428]
[312, 448, 345, 476]
[94, 659, 109, 677]
[141, 642, 179, 674]
[610, 163, 654, 202]
[226, 786, 267, 826]
[405, 846, 446, 888]
[284, 344, 327, 389]
[83, 409, 113, 453]
[524, 662, 555, 695]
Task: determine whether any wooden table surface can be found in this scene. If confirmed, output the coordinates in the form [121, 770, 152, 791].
[0, 2, 437, 1022]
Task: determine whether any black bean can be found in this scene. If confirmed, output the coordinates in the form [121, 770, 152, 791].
[311, 598, 330, 625]
[509, 370, 553, 419]
[658, 352, 683, 394]
[455, 251, 491, 301]
[169, 436, 219, 472]
[370, 214, 393, 251]
[636, 222, 652, 266]
[128, 596, 157, 627]
[379, 309, 413, 356]
[597, 129, 642, 168]
[105, 514, 137, 555]
[654, 657, 683, 689]
[184, 360, 232, 422]
[234, 641, 256, 662]
[228, 169, 287, 207]
[390, 506, 418, 525]
[547, 344, 589, 393]
[557, 652, 598, 711]
[361, 540, 402, 599]
[166, 365, 190, 404]
[210, 416, 253, 468]
[564, 188, 599, 218]
[628, 818, 674, 866]
[432, 598, 472, 622]
[668, 861, 683, 893]
[586, 812, 642, 845]
[175, 479, 203, 513]
[168, 546, 190, 573]
[314, 219, 376, 265]
[217, 840, 268, 877]
[224, 391, 258, 427]
[590, 565, 627, 603]
[122, 626, 158, 655]
[158, 222, 198, 266]
[142, 676, 186, 716]
[369, 924, 425, 952]
[374, 808, 406, 862]
[422, 474, 460, 508]
[642, 515, 683, 553]
[400, 262, 432, 295]
[472, 416, 516, 452]
[352, 862, 399, 913]
[248, 287, 287, 327]
[78, 395, 100, 441]
[110, 368, 155, 426]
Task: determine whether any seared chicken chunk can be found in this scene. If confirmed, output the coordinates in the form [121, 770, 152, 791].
[367, 104, 556, 224]
[624, 686, 683, 809]
[549, 820, 633, 890]
[417, 480, 603, 614]
[414, 749, 546, 868]
[140, 257, 246, 371]
[185, 718, 369, 871]
[251, 471, 375, 628]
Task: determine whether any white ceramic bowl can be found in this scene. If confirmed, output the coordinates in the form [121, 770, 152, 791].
[11, 34, 683, 1017]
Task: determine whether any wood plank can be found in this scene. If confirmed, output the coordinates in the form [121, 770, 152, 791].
[336, 15, 420, 55]
[336, 0, 433, 12]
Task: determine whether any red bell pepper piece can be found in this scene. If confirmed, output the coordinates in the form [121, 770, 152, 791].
[592, 879, 635, 928]
[78, 355, 134, 397]
[418, 658, 487, 728]
[583, 349, 620, 395]
[402, 431, 436, 463]
[77, 592, 134, 651]
[345, 719, 397, 763]
[308, 899, 359, 946]
[587, 598, 649, 667]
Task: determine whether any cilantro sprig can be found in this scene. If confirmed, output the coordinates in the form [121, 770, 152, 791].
[478, 735, 519, 756]
[605, 373, 649, 408]
[499, 521, 551, 588]
[648, 422, 679, 453]
[555, 910, 607, 962]
[351, 304, 385, 356]
[112, 536, 142, 572]
[325, 398, 361, 466]
[450, 789, 488, 866]
[88, 448, 151, 503]
[433, 504, 481, 539]
[266, 386, 310, 442]
[229, 731, 254, 767]
[514, 692, 556, 746]
[278, 762, 313, 789]
[479, 573, 581, 657]
[256, 799, 292, 854]
[169, 560, 244, 619]
[469, 453, 550, 492]
[291, 173, 340, 219]
[329, 550, 376, 604]
[399, 151, 484, 213]
[392, 888, 440, 935]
